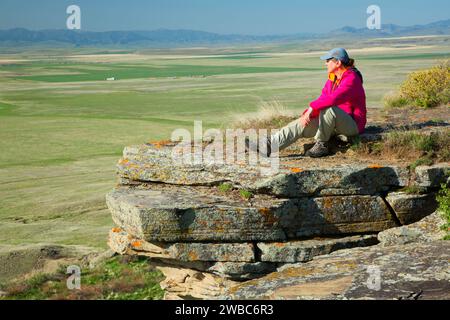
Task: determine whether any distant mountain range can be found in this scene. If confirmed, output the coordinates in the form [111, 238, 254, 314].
[329, 19, 450, 37]
[0, 19, 448, 47]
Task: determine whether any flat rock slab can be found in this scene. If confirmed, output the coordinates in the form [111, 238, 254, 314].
[378, 211, 447, 246]
[106, 186, 288, 242]
[118, 145, 262, 187]
[226, 241, 450, 300]
[257, 235, 379, 263]
[108, 228, 255, 262]
[151, 258, 280, 282]
[109, 228, 380, 265]
[385, 192, 438, 225]
[255, 165, 409, 197]
[106, 186, 397, 242]
[415, 164, 450, 187]
[118, 144, 413, 197]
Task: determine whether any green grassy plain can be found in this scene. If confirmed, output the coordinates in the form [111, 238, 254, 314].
[0, 37, 449, 251]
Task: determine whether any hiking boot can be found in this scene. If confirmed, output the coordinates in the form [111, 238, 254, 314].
[245, 137, 271, 157]
[305, 141, 329, 158]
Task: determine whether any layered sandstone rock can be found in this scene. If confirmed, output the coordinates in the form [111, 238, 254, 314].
[225, 241, 450, 300]
[107, 186, 396, 241]
[105, 141, 449, 299]
[378, 211, 447, 246]
[385, 192, 438, 225]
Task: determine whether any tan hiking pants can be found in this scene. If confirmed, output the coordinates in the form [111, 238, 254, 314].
[270, 106, 359, 150]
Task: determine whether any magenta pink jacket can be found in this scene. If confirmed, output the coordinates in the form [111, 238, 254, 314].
[309, 68, 367, 134]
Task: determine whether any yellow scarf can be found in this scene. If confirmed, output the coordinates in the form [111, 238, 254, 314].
[328, 73, 340, 91]
[328, 68, 350, 90]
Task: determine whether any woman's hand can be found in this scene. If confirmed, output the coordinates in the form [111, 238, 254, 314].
[300, 107, 313, 127]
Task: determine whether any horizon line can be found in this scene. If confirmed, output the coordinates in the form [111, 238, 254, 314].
[1, 18, 448, 37]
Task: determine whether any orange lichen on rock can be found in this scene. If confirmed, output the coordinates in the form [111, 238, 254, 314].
[150, 140, 173, 149]
[131, 240, 142, 248]
[368, 164, 383, 169]
[222, 254, 231, 261]
[188, 251, 199, 261]
[259, 207, 278, 225]
[112, 227, 122, 233]
[118, 159, 129, 165]
[322, 197, 334, 210]
[290, 167, 303, 173]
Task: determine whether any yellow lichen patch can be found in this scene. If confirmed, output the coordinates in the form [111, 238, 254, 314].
[229, 259, 359, 297]
[243, 265, 318, 285]
[214, 226, 225, 233]
[111, 227, 122, 233]
[228, 279, 260, 295]
[290, 167, 303, 173]
[330, 260, 358, 270]
[280, 266, 318, 279]
[258, 207, 278, 225]
[322, 197, 334, 210]
[221, 254, 231, 261]
[271, 276, 354, 299]
[368, 164, 383, 169]
[118, 158, 129, 165]
[188, 250, 199, 261]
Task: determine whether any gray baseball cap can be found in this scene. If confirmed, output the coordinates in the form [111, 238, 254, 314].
[320, 48, 350, 64]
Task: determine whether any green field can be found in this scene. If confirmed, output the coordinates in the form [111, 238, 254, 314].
[0, 37, 449, 250]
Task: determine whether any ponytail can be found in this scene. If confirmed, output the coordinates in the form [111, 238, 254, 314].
[344, 58, 355, 68]
[342, 58, 363, 83]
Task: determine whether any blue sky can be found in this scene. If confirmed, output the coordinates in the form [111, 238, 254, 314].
[0, 0, 448, 34]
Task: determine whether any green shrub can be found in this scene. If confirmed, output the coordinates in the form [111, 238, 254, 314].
[436, 183, 450, 240]
[383, 60, 450, 109]
[400, 60, 450, 108]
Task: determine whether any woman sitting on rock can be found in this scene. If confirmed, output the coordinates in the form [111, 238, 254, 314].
[249, 48, 367, 158]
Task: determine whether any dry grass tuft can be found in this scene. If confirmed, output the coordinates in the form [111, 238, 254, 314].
[352, 128, 450, 166]
[230, 100, 297, 130]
